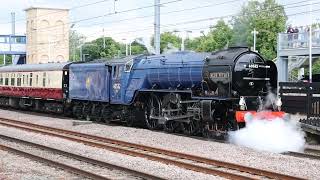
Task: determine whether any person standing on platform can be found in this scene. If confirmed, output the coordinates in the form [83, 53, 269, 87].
[287, 25, 294, 48]
[293, 27, 299, 48]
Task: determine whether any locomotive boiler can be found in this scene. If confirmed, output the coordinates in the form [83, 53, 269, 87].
[133, 47, 283, 136]
[0, 47, 284, 138]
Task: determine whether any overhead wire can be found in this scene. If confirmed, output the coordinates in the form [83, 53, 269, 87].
[23, 0, 320, 55]
[0, 0, 114, 25]
[29, 0, 319, 36]
[29, 6, 320, 55]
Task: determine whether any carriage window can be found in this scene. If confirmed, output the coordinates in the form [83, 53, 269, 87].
[5, 74, 9, 85]
[0, 74, 3, 85]
[22, 75, 25, 85]
[36, 75, 39, 85]
[43, 72, 46, 87]
[26, 75, 29, 86]
[29, 73, 33, 86]
[17, 74, 21, 86]
[11, 74, 15, 86]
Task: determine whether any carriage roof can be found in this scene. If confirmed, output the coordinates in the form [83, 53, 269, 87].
[0, 62, 71, 72]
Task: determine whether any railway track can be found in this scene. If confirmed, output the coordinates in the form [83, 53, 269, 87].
[0, 117, 305, 180]
[0, 134, 162, 180]
[284, 148, 320, 160]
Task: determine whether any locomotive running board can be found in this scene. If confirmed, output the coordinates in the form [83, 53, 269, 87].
[150, 114, 194, 124]
[179, 100, 200, 104]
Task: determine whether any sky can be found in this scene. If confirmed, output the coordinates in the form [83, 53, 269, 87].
[0, 0, 319, 45]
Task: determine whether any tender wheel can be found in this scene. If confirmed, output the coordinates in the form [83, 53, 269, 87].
[101, 106, 112, 124]
[182, 119, 200, 136]
[145, 94, 162, 130]
[125, 108, 136, 127]
[72, 104, 84, 119]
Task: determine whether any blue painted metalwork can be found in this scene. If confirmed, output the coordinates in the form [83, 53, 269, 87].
[69, 63, 110, 102]
[123, 51, 209, 104]
[68, 51, 209, 105]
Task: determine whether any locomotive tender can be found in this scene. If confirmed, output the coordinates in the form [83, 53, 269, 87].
[0, 47, 284, 136]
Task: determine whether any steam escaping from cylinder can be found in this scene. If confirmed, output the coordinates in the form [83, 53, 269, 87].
[229, 92, 306, 153]
[228, 115, 305, 153]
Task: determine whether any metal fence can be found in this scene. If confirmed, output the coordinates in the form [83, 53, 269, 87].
[279, 82, 320, 118]
[278, 30, 320, 50]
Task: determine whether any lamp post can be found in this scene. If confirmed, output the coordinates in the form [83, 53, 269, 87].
[122, 38, 128, 56]
[70, 24, 76, 61]
[103, 28, 106, 49]
[79, 43, 94, 61]
[83, 54, 89, 61]
[309, 0, 313, 83]
[182, 30, 192, 51]
[251, 28, 259, 52]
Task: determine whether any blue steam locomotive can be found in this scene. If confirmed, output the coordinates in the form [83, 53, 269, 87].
[0, 47, 283, 137]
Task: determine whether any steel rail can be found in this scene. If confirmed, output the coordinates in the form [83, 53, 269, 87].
[0, 120, 251, 180]
[284, 148, 320, 160]
[0, 134, 164, 180]
[0, 118, 305, 180]
[284, 151, 320, 160]
[304, 148, 320, 155]
[0, 144, 110, 180]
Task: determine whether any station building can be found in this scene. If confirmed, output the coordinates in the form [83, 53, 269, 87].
[0, 35, 26, 65]
[25, 7, 69, 64]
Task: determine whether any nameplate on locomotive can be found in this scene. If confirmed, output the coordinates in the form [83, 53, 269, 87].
[209, 72, 229, 80]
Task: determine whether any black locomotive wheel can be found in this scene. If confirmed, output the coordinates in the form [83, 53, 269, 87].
[145, 94, 162, 130]
[202, 123, 211, 138]
[163, 120, 180, 133]
[182, 119, 200, 136]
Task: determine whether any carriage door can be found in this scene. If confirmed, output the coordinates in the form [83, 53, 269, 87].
[110, 64, 123, 103]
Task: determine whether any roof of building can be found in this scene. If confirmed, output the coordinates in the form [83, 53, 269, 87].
[24, 6, 69, 11]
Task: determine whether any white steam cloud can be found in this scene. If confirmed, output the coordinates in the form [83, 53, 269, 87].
[229, 114, 306, 153]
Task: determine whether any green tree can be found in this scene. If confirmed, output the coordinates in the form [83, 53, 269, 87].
[69, 30, 86, 61]
[151, 32, 182, 53]
[197, 20, 233, 52]
[231, 0, 287, 60]
[185, 36, 203, 51]
[0, 55, 12, 65]
[82, 37, 122, 61]
[81, 37, 147, 61]
[130, 40, 148, 55]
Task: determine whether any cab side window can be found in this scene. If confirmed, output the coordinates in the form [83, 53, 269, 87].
[117, 66, 123, 78]
[113, 66, 117, 78]
[113, 65, 123, 79]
